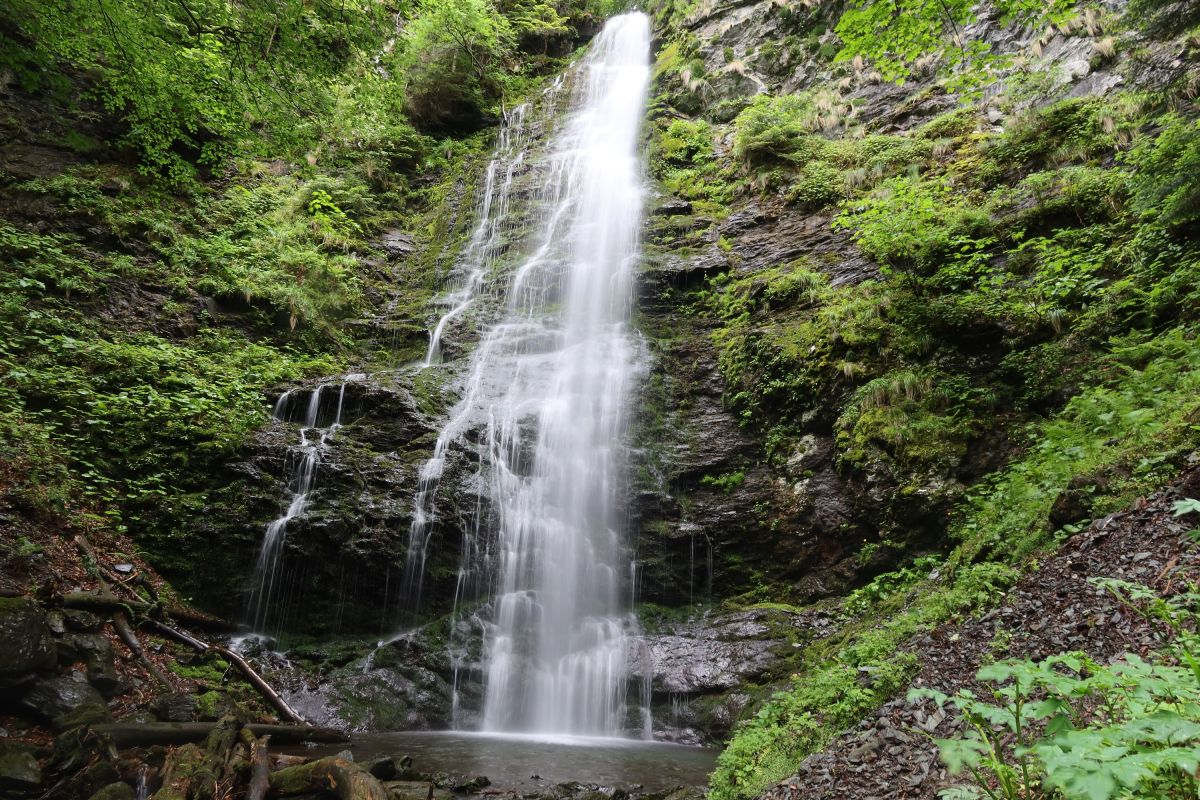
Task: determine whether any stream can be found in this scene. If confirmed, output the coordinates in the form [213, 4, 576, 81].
[290, 732, 718, 792]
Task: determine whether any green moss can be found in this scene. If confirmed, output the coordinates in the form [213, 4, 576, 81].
[169, 656, 230, 685]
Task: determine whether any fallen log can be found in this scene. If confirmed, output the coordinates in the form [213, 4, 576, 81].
[192, 720, 240, 800]
[111, 608, 173, 688]
[139, 619, 306, 726]
[92, 722, 346, 749]
[152, 742, 206, 800]
[269, 757, 388, 800]
[59, 591, 236, 632]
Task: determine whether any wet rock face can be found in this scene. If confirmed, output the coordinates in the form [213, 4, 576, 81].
[179, 369, 478, 637]
[280, 626, 463, 733]
[0, 598, 56, 691]
[633, 607, 836, 741]
[636, 611, 781, 696]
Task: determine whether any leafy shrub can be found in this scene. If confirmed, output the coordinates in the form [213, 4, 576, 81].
[835, 176, 992, 286]
[785, 160, 844, 211]
[732, 93, 842, 164]
[912, 579, 1200, 800]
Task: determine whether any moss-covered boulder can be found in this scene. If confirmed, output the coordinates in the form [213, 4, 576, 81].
[88, 782, 135, 800]
[0, 741, 42, 797]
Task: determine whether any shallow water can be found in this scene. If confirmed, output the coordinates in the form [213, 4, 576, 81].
[293, 731, 718, 791]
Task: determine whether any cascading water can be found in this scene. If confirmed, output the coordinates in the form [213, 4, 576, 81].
[406, 12, 653, 736]
[246, 382, 346, 635]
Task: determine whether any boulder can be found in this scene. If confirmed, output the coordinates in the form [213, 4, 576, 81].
[55, 635, 120, 696]
[0, 742, 42, 797]
[0, 598, 55, 691]
[19, 674, 111, 731]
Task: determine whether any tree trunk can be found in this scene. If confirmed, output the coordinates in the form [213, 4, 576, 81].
[92, 722, 346, 749]
[245, 732, 271, 800]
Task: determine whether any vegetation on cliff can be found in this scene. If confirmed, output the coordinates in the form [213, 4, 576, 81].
[638, 0, 1200, 793]
[0, 0, 608, 601]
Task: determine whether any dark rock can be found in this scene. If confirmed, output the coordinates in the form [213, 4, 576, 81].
[366, 756, 398, 780]
[78, 762, 121, 797]
[0, 742, 41, 798]
[67, 635, 121, 697]
[381, 230, 417, 259]
[282, 622, 461, 731]
[653, 197, 693, 216]
[63, 611, 103, 633]
[1050, 473, 1107, 529]
[19, 674, 111, 731]
[0, 598, 55, 691]
[453, 776, 491, 792]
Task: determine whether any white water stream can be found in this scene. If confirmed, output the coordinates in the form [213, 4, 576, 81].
[407, 13, 653, 736]
[247, 382, 346, 635]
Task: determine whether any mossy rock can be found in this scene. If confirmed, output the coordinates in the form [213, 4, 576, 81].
[0, 741, 42, 797]
[88, 783, 135, 800]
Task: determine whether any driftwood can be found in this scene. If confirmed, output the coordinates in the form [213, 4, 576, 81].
[111, 608, 173, 688]
[92, 722, 346, 749]
[268, 757, 389, 800]
[242, 730, 271, 800]
[140, 617, 307, 725]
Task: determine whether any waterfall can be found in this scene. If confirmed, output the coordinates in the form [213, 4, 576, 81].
[406, 12, 653, 736]
[247, 382, 346, 635]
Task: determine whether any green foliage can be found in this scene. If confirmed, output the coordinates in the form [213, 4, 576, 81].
[913, 581, 1200, 800]
[401, 0, 517, 131]
[0, 0, 393, 181]
[954, 327, 1200, 566]
[710, 560, 1016, 800]
[1124, 113, 1200, 229]
[710, 327, 1200, 800]
[700, 470, 746, 494]
[835, 176, 992, 287]
[844, 555, 941, 615]
[833, 0, 1076, 88]
[649, 117, 736, 215]
[732, 92, 849, 165]
[987, 98, 1121, 173]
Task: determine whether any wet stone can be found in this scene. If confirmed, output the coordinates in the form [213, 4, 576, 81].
[19, 674, 111, 731]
